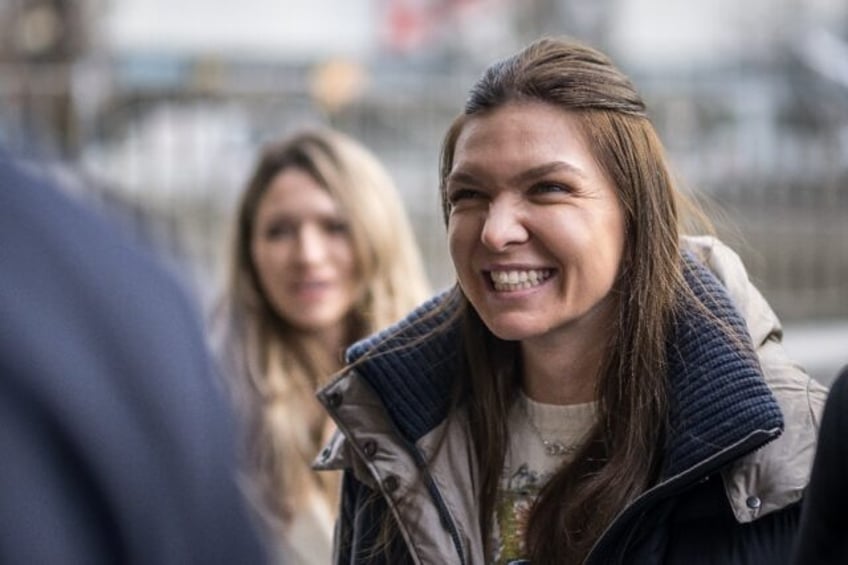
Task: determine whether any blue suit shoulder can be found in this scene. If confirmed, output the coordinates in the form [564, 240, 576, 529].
[0, 155, 268, 565]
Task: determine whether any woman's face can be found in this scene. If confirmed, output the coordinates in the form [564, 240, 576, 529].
[250, 167, 359, 338]
[446, 101, 625, 347]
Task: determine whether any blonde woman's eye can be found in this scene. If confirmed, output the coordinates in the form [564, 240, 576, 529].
[324, 220, 349, 234]
[265, 221, 296, 239]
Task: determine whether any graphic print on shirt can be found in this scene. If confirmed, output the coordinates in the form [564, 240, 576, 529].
[492, 463, 555, 564]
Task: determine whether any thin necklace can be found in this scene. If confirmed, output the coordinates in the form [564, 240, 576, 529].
[518, 397, 577, 458]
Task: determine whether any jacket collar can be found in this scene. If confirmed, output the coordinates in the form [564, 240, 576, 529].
[345, 252, 784, 472]
[662, 254, 784, 477]
[346, 290, 462, 444]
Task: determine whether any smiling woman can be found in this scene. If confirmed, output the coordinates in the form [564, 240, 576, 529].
[250, 166, 358, 342]
[211, 128, 430, 565]
[315, 37, 827, 565]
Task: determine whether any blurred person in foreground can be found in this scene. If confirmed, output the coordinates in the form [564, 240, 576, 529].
[0, 152, 269, 564]
[314, 37, 827, 564]
[793, 364, 848, 565]
[212, 128, 430, 564]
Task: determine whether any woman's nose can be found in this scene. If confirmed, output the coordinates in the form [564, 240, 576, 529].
[295, 225, 328, 263]
[480, 198, 529, 251]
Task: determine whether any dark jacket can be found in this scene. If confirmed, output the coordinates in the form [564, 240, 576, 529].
[316, 237, 825, 564]
[0, 155, 268, 564]
[792, 364, 848, 564]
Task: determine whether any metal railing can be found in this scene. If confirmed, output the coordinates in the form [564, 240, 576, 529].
[3, 60, 846, 321]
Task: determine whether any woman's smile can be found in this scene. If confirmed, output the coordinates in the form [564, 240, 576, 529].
[487, 268, 555, 292]
[290, 278, 336, 301]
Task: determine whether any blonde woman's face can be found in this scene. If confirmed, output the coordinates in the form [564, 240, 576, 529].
[445, 101, 625, 347]
[251, 168, 359, 339]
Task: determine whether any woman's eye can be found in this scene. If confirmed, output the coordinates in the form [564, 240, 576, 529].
[531, 182, 571, 195]
[447, 188, 482, 205]
[265, 222, 296, 239]
[324, 220, 350, 235]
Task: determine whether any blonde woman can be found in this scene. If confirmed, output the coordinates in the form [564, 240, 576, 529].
[213, 128, 430, 564]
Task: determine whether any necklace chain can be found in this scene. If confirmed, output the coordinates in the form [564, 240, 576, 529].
[518, 398, 577, 458]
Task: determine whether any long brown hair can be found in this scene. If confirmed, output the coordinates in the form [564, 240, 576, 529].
[213, 128, 430, 535]
[439, 37, 691, 563]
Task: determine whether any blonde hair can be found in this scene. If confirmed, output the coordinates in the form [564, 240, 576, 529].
[213, 128, 430, 535]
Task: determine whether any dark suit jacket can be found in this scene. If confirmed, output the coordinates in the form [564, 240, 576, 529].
[0, 155, 268, 564]
[793, 365, 848, 565]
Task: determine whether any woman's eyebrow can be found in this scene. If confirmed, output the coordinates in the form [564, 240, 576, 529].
[447, 160, 587, 187]
[510, 161, 587, 184]
[445, 169, 479, 186]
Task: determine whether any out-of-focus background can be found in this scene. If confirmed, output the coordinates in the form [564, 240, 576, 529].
[2, 0, 845, 383]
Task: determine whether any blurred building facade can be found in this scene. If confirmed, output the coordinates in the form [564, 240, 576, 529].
[1, 0, 847, 324]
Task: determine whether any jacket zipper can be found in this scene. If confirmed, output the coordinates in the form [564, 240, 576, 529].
[407, 441, 469, 565]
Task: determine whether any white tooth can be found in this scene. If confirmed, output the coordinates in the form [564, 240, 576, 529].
[490, 269, 553, 290]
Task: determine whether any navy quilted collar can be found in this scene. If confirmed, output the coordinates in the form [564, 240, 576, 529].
[346, 253, 784, 474]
